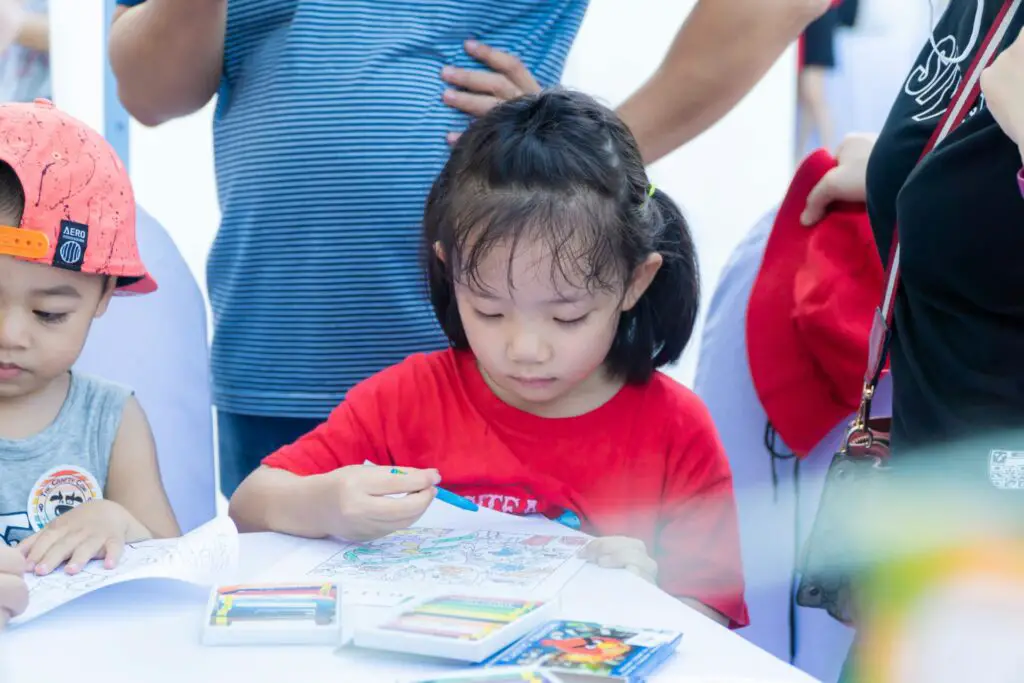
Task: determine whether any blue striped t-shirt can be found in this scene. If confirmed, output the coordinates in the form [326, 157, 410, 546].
[117, 0, 589, 418]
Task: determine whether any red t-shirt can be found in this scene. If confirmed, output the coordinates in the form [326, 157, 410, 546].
[263, 349, 749, 628]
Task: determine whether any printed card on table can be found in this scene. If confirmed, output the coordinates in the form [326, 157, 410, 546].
[484, 620, 682, 680]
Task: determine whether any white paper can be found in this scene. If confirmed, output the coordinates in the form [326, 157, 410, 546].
[12, 516, 239, 625]
[258, 526, 588, 599]
[341, 585, 417, 607]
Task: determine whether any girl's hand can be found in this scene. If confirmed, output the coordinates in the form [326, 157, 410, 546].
[316, 465, 439, 542]
[0, 545, 28, 629]
[801, 133, 877, 226]
[18, 500, 147, 576]
[441, 39, 541, 144]
[981, 31, 1024, 162]
[580, 536, 659, 585]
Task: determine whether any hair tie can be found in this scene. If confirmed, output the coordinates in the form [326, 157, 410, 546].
[647, 184, 656, 198]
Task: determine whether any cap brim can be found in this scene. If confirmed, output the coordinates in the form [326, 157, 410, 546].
[746, 148, 854, 456]
[116, 272, 158, 295]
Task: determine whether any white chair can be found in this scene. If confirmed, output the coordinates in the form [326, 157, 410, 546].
[75, 206, 217, 534]
[694, 208, 890, 682]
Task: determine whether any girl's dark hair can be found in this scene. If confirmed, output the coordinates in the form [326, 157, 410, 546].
[423, 88, 699, 384]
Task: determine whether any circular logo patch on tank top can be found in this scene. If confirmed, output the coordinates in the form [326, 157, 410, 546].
[27, 465, 103, 532]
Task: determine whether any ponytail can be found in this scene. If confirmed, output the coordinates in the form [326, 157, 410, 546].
[606, 187, 700, 383]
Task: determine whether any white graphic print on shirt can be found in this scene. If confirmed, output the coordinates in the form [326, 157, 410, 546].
[905, 0, 986, 122]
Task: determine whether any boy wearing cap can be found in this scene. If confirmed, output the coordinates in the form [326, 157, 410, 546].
[0, 99, 179, 580]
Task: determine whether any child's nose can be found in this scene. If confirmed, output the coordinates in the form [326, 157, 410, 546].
[507, 329, 549, 364]
[0, 311, 28, 349]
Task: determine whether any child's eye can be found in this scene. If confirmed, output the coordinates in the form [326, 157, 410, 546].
[555, 314, 589, 326]
[34, 311, 69, 324]
[474, 310, 503, 321]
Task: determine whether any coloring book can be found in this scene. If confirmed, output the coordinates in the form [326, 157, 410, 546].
[259, 527, 588, 597]
[12, 516, 239, 625]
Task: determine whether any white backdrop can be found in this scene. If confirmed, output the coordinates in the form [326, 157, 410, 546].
[50, 0, 799, 387]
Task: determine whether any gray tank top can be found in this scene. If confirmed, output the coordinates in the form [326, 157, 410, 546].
[0, 372, 131, 547]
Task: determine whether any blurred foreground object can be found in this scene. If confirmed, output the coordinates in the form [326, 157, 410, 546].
[857, 540, 1024, 683]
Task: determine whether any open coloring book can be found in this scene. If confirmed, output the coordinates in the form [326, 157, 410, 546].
[12, 515, 239, 625]
[259, 526, 589, 600]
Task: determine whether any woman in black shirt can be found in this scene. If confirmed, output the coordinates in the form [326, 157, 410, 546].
[801, 1, 1024, 679]
[804, 0, 1024, 495]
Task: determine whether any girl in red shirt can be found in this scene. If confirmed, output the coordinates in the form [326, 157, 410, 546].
[229, 89, 748, 628]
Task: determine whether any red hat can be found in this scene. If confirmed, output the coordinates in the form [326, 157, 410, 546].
[0, 98, 155, 294]
[746, 149, 884, 457]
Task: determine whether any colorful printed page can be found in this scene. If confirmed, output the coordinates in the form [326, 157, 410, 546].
[12, 516, 239, 625]
[256, 527, 588, 598]
[485, 620, 682, 679]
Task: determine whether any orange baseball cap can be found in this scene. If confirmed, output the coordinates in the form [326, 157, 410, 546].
[0, 98, 155, 294]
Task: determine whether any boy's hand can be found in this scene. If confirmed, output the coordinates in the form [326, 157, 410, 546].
[0, 545, 28, 628]
[18, 499, 148, 576]
[580, 536, 659, 585]
[316, 465, 440, 542]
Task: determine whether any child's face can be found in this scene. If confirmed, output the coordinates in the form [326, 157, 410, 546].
[451, 238, 659, 417]
[0, 255, 114, 399]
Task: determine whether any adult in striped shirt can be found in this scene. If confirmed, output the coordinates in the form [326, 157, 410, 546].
[108, 0, 832, 499]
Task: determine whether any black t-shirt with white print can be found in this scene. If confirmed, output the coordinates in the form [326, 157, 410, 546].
[865, 0, 1024, 497]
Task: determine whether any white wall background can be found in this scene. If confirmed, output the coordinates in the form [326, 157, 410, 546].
[49, 0, 799, 389]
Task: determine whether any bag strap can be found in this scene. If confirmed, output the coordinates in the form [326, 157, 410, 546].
[853, 0, 1022, 434]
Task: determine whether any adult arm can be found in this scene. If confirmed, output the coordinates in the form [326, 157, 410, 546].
[107, 0, 225, 127]
[617, 0, 833, 163]
[15, 12, 47, 52]
[0, 0, 46, 53]
[980, 29, 1024, 167]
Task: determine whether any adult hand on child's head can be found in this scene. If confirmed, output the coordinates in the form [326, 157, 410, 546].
[580, 536, 659, 585]
[18, 499, 143, 576]
[801, 133, 877, 226]
[318, 465, 440, 542]
[441, 39, 541, 144]
[0, 545, 29, 629]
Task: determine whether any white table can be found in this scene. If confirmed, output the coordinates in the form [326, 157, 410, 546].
[0, 504, 819, 682]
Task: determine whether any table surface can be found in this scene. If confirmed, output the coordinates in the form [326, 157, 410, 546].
[0, 503, 819, 683]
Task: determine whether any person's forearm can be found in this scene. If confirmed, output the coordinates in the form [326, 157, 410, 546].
[228, 467, 332, 538]
[15, 13, 47, 53]
[617, 0, 832, 163]
[108, 0, 225, 127]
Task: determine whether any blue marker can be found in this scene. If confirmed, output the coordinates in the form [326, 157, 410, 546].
[386, 466, 478, 512]
[433, 486, 479, 512]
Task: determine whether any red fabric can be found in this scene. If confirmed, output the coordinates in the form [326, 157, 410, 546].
[263, 348, 749, 629]
[746, 149, 886, 456]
